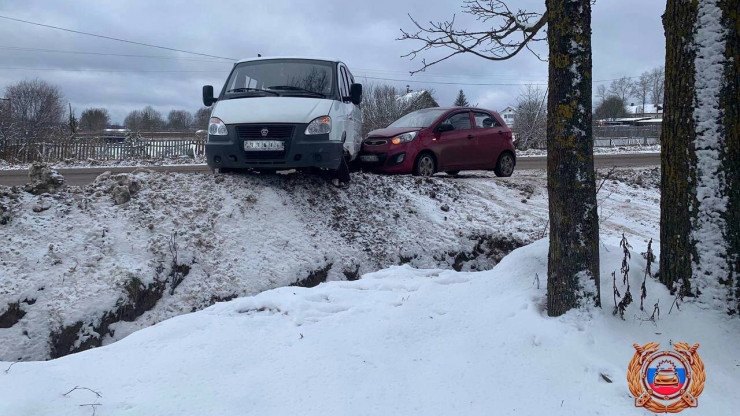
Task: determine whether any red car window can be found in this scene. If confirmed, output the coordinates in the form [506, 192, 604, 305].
[443, 112, 472, 130]
[473, 111, 500, 128]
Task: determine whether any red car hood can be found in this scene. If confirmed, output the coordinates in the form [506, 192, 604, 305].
[366, 127, 423, 138]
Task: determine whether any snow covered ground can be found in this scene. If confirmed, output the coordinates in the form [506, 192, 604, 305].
[0, 155, 206, 170]
[0, 168, 661, 362]
[1, 237, 737, 416]
[517, 144, 660, 157]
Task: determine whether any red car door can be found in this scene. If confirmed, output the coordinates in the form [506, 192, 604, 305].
[472, 111, 507, 169]
[430, 111, 477, 170]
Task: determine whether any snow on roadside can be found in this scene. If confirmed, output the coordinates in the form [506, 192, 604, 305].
[0, 155, 206, 171]
[0, 170, 533, 361]
[0, 168, 662, 361]
[1, 238, 736, 416]
[517, 145, 660, 157]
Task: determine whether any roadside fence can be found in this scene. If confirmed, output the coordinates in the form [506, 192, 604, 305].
[0, 132, 207, 163]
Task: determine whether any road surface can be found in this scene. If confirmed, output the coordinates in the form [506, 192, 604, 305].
[0, 153, 660, 187]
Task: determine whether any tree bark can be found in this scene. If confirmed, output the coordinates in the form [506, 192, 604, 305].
[545, 0, 601, 316]
[718, 0, 739, 312]
[661, 0, 739, 313]
[660, 0, 697, 296]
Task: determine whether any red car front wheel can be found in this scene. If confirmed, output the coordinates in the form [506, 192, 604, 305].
[494, 152, 515, 177]
[413, 153, 436, 177]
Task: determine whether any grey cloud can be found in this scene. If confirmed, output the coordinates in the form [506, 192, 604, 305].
[0, 0, 665, 124]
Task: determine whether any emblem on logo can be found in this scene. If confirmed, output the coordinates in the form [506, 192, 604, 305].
[627, 342, 705, 413]
[261, 128, 269, 137]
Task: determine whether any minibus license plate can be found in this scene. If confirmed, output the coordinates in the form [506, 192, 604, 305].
[244, 140, 284, 151]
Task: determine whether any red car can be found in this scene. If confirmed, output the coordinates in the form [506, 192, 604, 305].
[359, 107, 516, 177]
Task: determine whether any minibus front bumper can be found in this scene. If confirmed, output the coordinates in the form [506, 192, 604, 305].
[205, 123, 343, 170]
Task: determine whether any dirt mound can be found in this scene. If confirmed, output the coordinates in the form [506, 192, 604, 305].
[23, 163, 65, 195]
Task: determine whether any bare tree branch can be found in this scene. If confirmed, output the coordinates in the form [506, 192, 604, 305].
[596, 167, 617, 195]
[3, 362, 17, 374]
[399, 1, 548, 73]
[62, 386, 102, 398]
[79, 403, 101, 416]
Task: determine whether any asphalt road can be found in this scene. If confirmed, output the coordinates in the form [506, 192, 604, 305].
[0, 164, 211, 186]
[0, 153, 660, 187]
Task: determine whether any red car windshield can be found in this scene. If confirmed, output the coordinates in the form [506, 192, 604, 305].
[388, 108, 448, 128]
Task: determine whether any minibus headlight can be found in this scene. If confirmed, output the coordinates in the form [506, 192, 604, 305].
[305, 116, 332, 135]
[208, 117, 228, 136]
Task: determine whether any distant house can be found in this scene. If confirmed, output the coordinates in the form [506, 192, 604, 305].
[397, 89, 439, 113]
[100, 128, 131, 142]
[612, 117, 653, 125]
[626, 103, 663, 118]
[635, 118, 662, 126]
[500, 106, 516, 127]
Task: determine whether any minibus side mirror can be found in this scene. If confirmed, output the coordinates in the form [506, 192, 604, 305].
[349, 83, 363, 105]
[203, 85, 217, 107]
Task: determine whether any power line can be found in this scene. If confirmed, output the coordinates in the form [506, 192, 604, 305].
[358, 74, 641, 85]
[0, 15, 648, 85]
[0, 66, 544, 84]
[354, 67, 546, 82]
[0, 14, 236, 61]
[0, 50, 548, 82]
[0, 66, 226, 73]
[0, 65, 642, 86]
[0, 45, 233, 63]
[357, 75, 547, 86]
[354, 67, 643, 84]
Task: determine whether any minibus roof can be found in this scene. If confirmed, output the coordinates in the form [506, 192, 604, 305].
[235, 56, 343, 64]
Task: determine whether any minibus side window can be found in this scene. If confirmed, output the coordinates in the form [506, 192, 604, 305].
[339, 65, 351, 99]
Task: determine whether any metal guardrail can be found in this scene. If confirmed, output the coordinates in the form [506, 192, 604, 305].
[0, 133, 206, 163]
[528, 125, 661, 149]
[593, 125, 660, 138]
[594, 137, 659, 147]
[593, 125, 660, 147]
[2, 126, 662, 163]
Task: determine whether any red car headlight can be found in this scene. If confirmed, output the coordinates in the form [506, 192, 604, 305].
[390, 131, 418, 145]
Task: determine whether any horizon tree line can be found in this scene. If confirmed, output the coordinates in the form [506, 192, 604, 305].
[1, 78, 212, 138]
[594, 67, 665, 120]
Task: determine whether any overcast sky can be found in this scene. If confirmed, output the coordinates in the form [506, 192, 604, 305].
[0, 0, 666, 125]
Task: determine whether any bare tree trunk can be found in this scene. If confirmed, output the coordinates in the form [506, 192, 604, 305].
[661, 0, 739, 312]
[660, 0, 697, 296]
[545, 0, 600, 316]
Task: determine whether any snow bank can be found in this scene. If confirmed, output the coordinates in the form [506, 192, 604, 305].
[0, 170, 540, 361]
[0, 155, 206, 171]
[1, 238, 736, 416]
[517, 145, 660, 157]
[0, 168, 663, 361]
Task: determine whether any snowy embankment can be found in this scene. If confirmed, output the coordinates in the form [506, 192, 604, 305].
[517, 144, 660, 157]
[0, 155, 206, 171]
[0, 167, 660, 362]
[1, 238, 737, 416]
